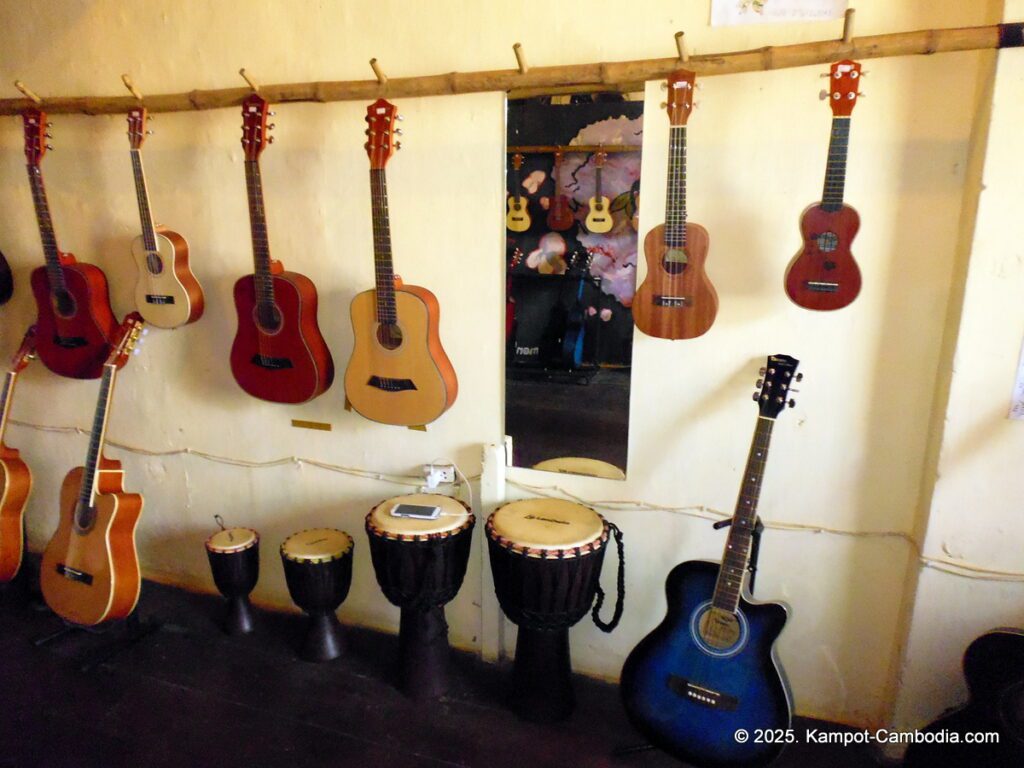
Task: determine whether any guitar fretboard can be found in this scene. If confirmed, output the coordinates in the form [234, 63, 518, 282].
[129, 149, 159, 253]
[243, 160, 275, 306]
[77, 364, 117, 518]
[25, 165, 66, 294]
[664, 126, 688, 248]
[821, 116, 851, 211]
[369, 168, 397, 325]
[711, 416, 775, 613]
[0, 371, 16, 446]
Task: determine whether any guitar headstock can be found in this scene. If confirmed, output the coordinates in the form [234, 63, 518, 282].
[365, 98, 401, 169]
[9, 325, 38, 372]
[512, 153, 524, 171]
[824, 59, 863, 117]
[752, 354, 803, 419]
[22, 108, 50, 166]
[127, 106, 149, 149]
[594, 149, 607, 168]
[106, 312, 147, 368]
[665, 69, 696, 127]
[241, 93, 274, 161]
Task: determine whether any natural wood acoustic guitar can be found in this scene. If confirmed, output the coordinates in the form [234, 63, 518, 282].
[125, 106, 204, 328]
[40, 314, 146, 626]
[23, 108, 118, 379]
[229, 93, 334, 404]
[784, 60, 864, 311]
[0, 326, 38, 583]
[632, 69, 718, 340]
[584, 150, 613, 234]
[506, 153, 531, 232]
[344, 98, 458, 427]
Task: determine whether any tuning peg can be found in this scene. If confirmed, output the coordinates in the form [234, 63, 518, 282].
[759, 367, 767, 375]
[268, 111, 276, 116]
[267, 136, 275, 144]
[45, 132, 52, 138]
[141, 328, 149, 336]
[819, 90, 830, 101]
[45, 121, 53, 128]
[788, 388, 800, 394]
[145, 129, 154, 135]
[756, 379, 764, 388]
[788, 399, 796, 408]
[147, 115, 153, 121]
[268, 124, 276, 130]
[660, 102, 667, 109]
[394, 128, 403, 135]
[396, 114, 404, 121]
[692, 101, 700, 109]
[395, 141, 402, 150]
[752, 393, 759, 401]
[795, 372, 804, 382]
[46, 144, 54, 150]
[856, 91, 866, 98]
[660, 81, 668, 90]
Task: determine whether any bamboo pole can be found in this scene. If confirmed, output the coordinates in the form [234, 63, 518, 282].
[2, 22, 1020, 117]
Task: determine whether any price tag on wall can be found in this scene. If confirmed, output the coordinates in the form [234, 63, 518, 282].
[711, 0, 848, 26]
[1010, 334, 1024, 420]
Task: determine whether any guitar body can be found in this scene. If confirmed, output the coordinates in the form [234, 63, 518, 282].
[345, 283, 458, 426]
[784, 203, 861, 311]
[0, 449, 31, 583]
[621, 560, 791, 768]
[506, 197, 531, 233]
[0, 250, 11, 305]
[40, 462, 142, 626]
[585, 195, 613, 233]
[230, 271, 334, 404]
[633, 222, 718, 340]
[30, 259, 117, 379]
[547, 197, 574, 231]
[131, 227, 204, 328]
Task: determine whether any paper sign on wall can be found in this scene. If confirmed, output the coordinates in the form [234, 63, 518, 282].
[711, 0, 848, 26]
[1009, 335, 1024, 420]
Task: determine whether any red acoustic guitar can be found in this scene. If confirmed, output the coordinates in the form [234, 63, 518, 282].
[0, 326, 37, 583]
[546, 151, 575, 232]
[229, 94, 334, 404]
[784, 60, 864, 311]
[23, 109, 117, 379]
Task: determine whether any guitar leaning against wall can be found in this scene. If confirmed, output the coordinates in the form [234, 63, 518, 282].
[344, 98, 458, 427]
[620, 354, 802, 768]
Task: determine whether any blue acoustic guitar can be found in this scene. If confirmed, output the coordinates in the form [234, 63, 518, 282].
[620, 354, 802, 767]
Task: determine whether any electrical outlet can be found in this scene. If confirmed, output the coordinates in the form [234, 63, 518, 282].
[422, 463, 456, 488]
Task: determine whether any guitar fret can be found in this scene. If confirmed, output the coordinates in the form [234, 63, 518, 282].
[25, 165, 67, 293]
[244, 161, 276, 304]
[369, 168, 397, 325]
[78, 366, 115, 511]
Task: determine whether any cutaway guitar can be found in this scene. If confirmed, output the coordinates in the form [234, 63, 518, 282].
[23, 109, 117, 379]
[344, 98, 458, 427]
[40, 314, 146, 626]
[0, 326, 37, 583]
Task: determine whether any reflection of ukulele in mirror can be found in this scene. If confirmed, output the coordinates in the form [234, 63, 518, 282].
[784, 60, 863, 311]
[506, 153, 531, 233]
[344, 98, 458, 427]
[126, 107, 204, 328]
[546, 151, 575, 232]
[585, 150, 612, 234]
[632, 70, 718, 340]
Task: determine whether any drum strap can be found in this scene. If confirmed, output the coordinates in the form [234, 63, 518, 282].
[591, 523, 625, 633]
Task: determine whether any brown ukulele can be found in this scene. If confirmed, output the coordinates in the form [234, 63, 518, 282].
[344, 98, 458, 427]
[546, 151, 575, 231]
[0, 326, 37, 583]
[633, 69, 718, 340]
[784, 60, 864, 311]
[40, 314, 146, 626]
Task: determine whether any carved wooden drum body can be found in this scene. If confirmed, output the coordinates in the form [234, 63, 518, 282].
[205, 526, 260, 635]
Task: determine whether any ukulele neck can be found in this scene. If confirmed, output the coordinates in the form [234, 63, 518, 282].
[664, 126, 688, 248]
[243, 159, 275, 306]
[26, 164, 66, 294]
[369, 168, 397, 326]
[595, 165, 603, 201]
[821, 116, 851, 211]
[130, 149, 160, 253]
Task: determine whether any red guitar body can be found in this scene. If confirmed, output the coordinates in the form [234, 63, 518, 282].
[547, 196, 574, 231]
[30, 257, 117, 380]
[230, 270, 334, 404]
[784, 203, 861, 311]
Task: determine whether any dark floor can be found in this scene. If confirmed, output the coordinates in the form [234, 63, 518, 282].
[0, 570, 878, 768]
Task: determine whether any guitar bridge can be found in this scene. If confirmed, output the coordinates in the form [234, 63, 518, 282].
[804, 281, 839, 293]
[145, 294, 176, 305]
[53, 334, 87, 349]
[251, 354, 293, 370]
[368, 376, 417, 392]
[56, 563, 94, 586]
[653, 295, 693, 308]
[667, 675, 739, 711]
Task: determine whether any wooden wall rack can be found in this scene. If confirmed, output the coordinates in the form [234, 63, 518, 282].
[507, 145, 641, 154]
[2, 21, 1021, 117]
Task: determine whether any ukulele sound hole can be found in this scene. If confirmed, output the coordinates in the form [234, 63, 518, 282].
[816, 232, 839, 252]
[146, 251, 164, 275]
[662, 247, 688, 275]
[377, 323, 403, 350]
[255, 302, 283, 334]
[52, 289, 76, 319]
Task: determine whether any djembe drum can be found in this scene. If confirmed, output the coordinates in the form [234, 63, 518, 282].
[205, 526, 260, 635]
[280, 528, 354, 662]
[366, 493, 474, 699]
[487, 498, 624, 722]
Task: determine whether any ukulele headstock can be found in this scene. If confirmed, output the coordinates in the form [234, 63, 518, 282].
[107, 312, 147, 369]
[594, 149, 608, 168]
[9, 325, 38, 372]
[512, 152, 524, 171]
[752, 354, 803, 419]
[665, 69, 696, 127]
[22, 108, 50, 166]
[365, 98, 401, 169]
[824, 59, 863, 117]
[127, 106, 149, 150]
[241, 93, 274, 161]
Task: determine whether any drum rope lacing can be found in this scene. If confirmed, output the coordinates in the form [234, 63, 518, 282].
[590, 522, 625, 633]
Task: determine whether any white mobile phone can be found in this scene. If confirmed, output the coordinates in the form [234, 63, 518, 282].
[391, 503, 442, 520]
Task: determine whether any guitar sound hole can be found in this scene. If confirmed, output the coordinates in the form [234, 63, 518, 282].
[377, 323, 403, 350]
[816, 232, 839, 253]
[513, 202, 522, 211]
[255, 302, 283, 334]
[146, 251, 164, 275]
[52, 289, 76, 319]
[699, 607, 742, 650]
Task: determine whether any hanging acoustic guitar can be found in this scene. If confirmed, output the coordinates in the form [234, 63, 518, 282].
[584, 150, 612, 234]
[506, 153, 531, 233]
[23, 108, 118, 379]
[126, 106, 204, 328]
[621, 355, 802, 767]
[784, 60, 864, 311]
[633, 69, 718, 340]
[40, 314, 146, 626]
[229, 93, 334, 404]
[0, 326, 37, 584]
[344, 98, 458, 427]
[546, 151, 575, 232]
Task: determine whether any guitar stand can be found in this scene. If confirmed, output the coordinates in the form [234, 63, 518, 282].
[612, 516, 765, 760]
[33, 610, 163, 673]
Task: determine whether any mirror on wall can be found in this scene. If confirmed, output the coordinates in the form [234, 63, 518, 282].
[504, 93, 644, 479]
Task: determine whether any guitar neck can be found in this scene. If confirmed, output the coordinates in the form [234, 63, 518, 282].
[369, 168, 397, 325]
[513, 168, 522, 203]
[77, 364, 117, 514]
[711, 416, 775, 613]
[25, 165, 66, 292]
[821, 116, 851, 211]
[243, 160, 275, 304]
[595, 165, 603, 200]
[664, 126, 687, 247]
[129, 149, 159, 252]
[0, 370, 17, 447]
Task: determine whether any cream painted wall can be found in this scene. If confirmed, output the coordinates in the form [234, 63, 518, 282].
[0, 0, 1009, 729]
